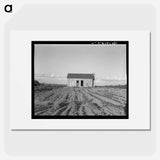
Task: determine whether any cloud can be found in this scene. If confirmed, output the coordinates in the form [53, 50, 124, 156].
[35, 74, 67, 84]
[95, 78, 126, 86]
[50, 74, 55, 77]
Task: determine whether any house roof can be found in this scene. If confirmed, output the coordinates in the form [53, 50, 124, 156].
[67, 73, 95, 80]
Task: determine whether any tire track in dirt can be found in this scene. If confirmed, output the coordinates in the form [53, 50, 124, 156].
[92, 88, 126, 105]
[66, 88, 87, 116]
[80, 88, 115, 115]
[41, 87, 71, 115]
[83, 88, 125, 115]
[100, 88, 126, 104]
[74, 88, 91, 115]
[52, 87, 95, 116]
[35, 87, 70, 115]
[49, 87, 80, 116]
[87, 88, 122, 106]
[94, 88, 126, 102]
[62, 88, 77, 115]
[34, 101, 53, 115]
[68, 88, 98, 116]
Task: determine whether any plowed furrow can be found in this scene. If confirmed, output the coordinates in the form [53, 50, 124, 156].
[82, 88, 125, 115]
[34, 86, 127, 116]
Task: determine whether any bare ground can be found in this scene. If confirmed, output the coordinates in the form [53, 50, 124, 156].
[34, 85, 127, 116]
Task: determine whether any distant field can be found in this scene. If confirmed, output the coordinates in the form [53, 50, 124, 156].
[34, 84, 127, 116]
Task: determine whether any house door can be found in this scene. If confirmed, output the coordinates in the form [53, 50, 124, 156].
[76, 80, 79, 87]
[81, 80, 83, 87]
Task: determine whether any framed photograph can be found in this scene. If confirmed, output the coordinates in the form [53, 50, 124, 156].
[10, 31, 150, 130]
[32, 41, 129, 119]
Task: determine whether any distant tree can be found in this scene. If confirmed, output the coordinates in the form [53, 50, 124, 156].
[34, 80, 40, 86]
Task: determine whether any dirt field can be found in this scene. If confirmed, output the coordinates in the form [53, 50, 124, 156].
[34, 84, 127, 116]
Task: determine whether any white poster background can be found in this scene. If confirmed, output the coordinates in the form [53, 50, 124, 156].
[10, 31, 150, 130]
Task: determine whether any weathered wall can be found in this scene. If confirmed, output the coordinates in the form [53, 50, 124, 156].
[67, 78, 94, 87]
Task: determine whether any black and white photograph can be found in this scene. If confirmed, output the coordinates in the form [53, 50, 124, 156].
[32, 41, 128, 119]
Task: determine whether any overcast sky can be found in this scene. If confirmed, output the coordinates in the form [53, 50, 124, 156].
[34, 44, 126, 82]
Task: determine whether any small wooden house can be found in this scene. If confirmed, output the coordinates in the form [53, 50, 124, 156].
[67, 73, 95, 87]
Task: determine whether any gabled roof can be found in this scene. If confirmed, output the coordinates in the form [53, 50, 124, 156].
[67, 73, 95, 80]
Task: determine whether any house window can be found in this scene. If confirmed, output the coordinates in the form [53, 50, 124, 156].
[76, 80, 79, 87]
[81, 80, 83, 87]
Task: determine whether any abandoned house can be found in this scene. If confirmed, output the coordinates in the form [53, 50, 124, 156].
[67, 73, 95, 87]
